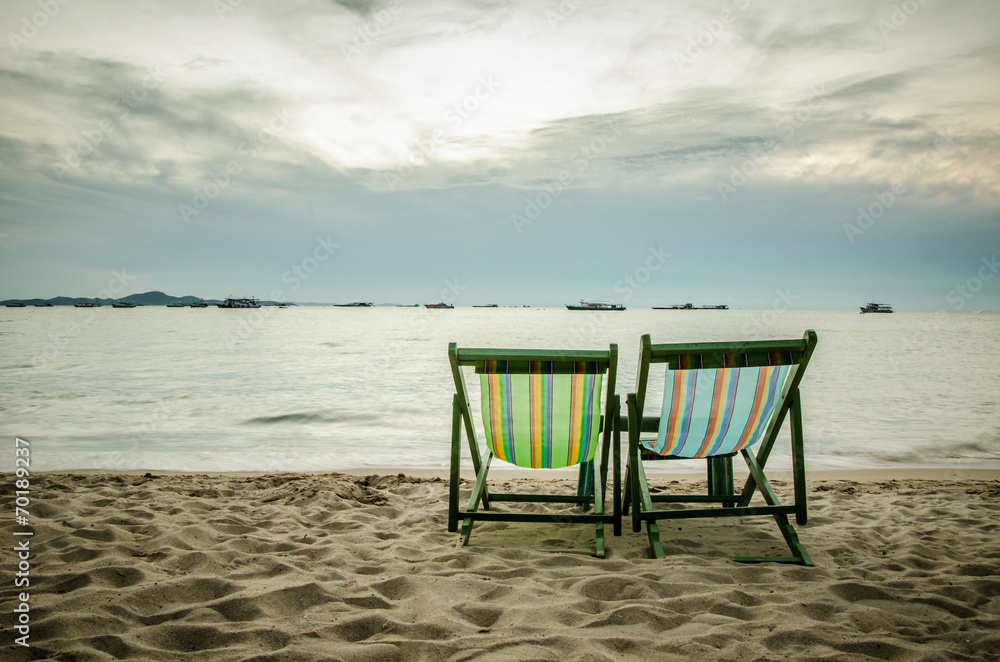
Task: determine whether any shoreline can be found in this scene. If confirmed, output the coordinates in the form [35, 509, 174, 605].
[20, 466, 1000, 481]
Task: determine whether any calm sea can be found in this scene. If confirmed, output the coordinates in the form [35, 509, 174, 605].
[1, 307, 997, 472]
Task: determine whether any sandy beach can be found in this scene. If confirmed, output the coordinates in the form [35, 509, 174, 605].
[3, 470, 999, 661]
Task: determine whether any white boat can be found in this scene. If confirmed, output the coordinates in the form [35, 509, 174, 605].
[218, 297, 261, 309]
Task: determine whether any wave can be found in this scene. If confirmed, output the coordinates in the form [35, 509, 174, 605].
[241, 411, 381, 426]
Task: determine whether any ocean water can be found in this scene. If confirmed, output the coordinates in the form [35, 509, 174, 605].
[1, 306, 998, 473]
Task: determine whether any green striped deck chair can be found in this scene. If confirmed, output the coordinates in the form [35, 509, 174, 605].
[448, 344, 620, 557]
[624, 330, 818, 564]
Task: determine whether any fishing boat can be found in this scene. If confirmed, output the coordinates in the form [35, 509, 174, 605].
[189, 301, 209, 308]
[74, 301, 102, 308]
[424, 302, 454, 309]
[166, 302, 186, 307]
[218, 297, 261, 309]
[860, 302, 893, 314]
[473, 304, 498, 308]
[334, 302, 373, 307]
[112, 300, 137, 308]
[652, 303, 729, 310]
[34, 303, 53, 307]
[4, 302, 26, 307]
[565, 299, 625, 311]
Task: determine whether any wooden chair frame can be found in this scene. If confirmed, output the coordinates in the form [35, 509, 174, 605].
[623, 330, 818, 565]
[448, 343, 621, 557]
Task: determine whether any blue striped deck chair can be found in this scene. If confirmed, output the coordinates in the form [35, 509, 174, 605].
[447, 344, 620, 557]
[623, 331, 818, 564]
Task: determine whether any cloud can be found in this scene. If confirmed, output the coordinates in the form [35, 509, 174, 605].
[0, 0, 997, 308]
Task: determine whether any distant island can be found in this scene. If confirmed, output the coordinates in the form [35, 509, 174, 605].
[0, 291, 393, 307]
[0, 291, 292, 307]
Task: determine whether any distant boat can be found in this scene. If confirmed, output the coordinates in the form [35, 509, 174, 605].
[473, 304, 498, 308]
[566, 299, 625, 311]
[166, 302, 186, 307]
[5, 302, 26, 307]
[34, 303, 53, 307]
[189, 301, 209, 308]
[112, 300, 137, 308]
[860, 302, 893, 314]
[652, 303, 728, 310]
[425, 302, 454, 309]
[218, 297, 261, 309]
[74, 301, 102, 308]
[334, 302, 373, 307]
[395, 304, 419, 307]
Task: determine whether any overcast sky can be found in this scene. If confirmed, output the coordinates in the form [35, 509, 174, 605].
[1, 0, 997, 309]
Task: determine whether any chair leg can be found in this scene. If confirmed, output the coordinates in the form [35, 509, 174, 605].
[632, 455, 665, 558]
[626, 394, 643, 533]
[448, 396, 462, 533]
[576, 460, 594, 511]
[611, 398, 621, 537]
[630, 457, 642, 533]
[461, 453, 493, 546]
[741, 449, 812, 565]
[789, 393, 808, 525]
[646, 521, 664, 559]
[591, 457, 606, 558]
[774, 513, 813, 566]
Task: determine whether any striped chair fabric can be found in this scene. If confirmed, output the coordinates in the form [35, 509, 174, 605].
[478, 360, 603, 469]
[644, 365, 790, 458]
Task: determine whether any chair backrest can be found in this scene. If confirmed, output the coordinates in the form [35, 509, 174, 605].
[634, 331, 817, 459]
[449, 346, 617, 469]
